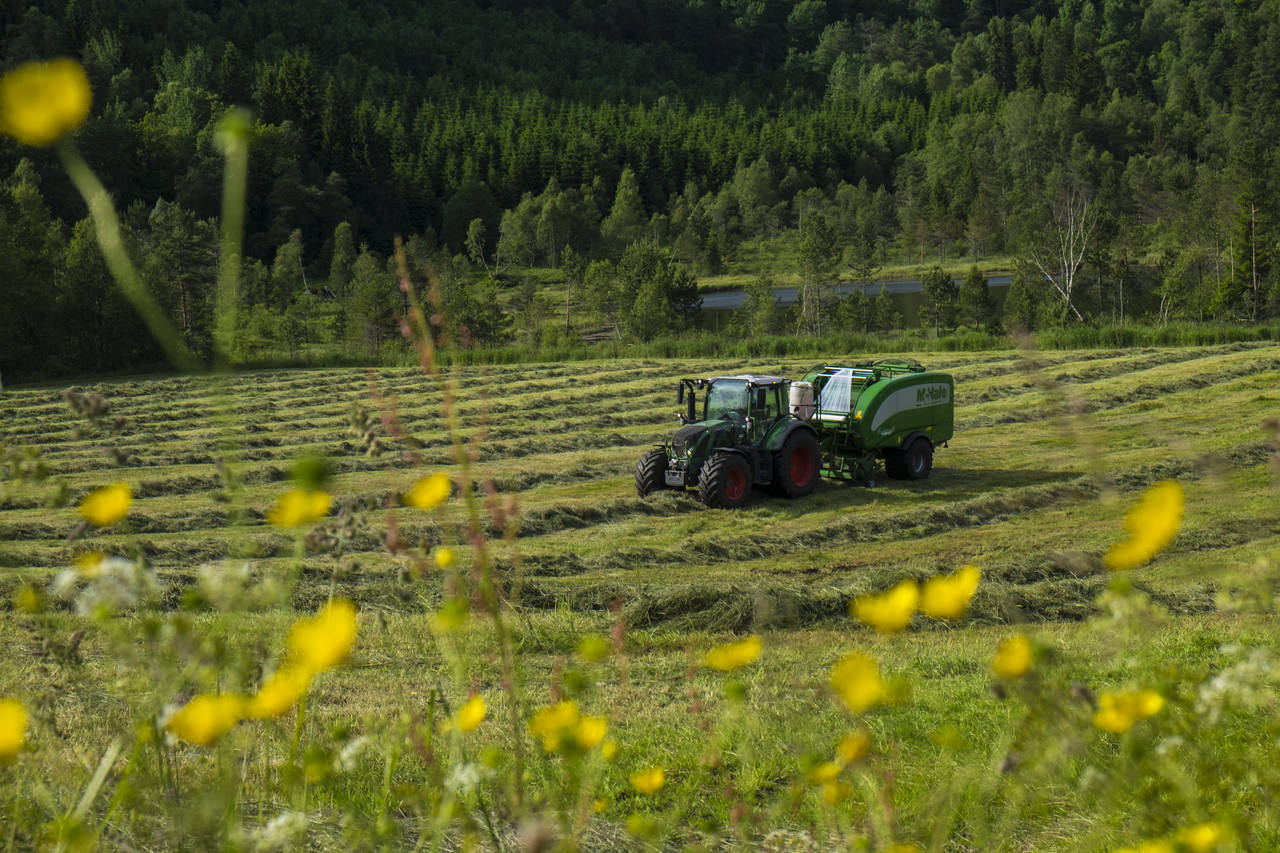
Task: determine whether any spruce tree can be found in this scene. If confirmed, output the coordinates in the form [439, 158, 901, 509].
[329, 222, 355, 300]
[958, 265, 997, 331]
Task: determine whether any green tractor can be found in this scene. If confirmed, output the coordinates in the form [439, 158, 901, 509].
[636, 361, 954, 508]
[635, 374, 821, 509]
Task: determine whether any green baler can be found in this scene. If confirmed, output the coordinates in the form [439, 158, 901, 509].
[636, 358, 954, 508]
[795, 359, 954, 484]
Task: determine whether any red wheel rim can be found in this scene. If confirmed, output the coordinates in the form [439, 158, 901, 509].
[790, 445, 814, 488]
[725, 467, 746, 501]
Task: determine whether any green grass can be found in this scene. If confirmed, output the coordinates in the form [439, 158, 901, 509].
[1, 343, 1278, 849]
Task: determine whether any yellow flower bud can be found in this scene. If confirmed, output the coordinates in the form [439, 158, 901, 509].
[0, 699, 28, 762]
[404, 473, 451, 509]
[79, 483, 132, 527]
[0, 59, 91, 147]
[852, 579, 918, 633]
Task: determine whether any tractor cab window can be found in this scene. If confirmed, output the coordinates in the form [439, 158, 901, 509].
[705, 379, 748, 422]
[750, 384, 784, 421]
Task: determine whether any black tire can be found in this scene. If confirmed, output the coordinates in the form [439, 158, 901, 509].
[773, 429, 820, 498]
[903, 437, 933, 480]
[883, 448, 908, 480]
[697, 453, 752, 509]
[635, 449, 669, 496]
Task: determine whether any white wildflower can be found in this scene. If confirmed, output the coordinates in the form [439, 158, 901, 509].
[51, 556, 159, 615]
[444, 762, 483, 796]
[247, 811, 308, 851]
[1195, 648, 1278, 726]
[336, 735, 370, 772]
[197, 560, 250, 609]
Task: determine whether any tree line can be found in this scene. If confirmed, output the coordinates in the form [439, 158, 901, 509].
[4, 0, 1280, 379]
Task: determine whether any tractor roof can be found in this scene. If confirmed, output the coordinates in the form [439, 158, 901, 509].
[709, 374, 788, 385]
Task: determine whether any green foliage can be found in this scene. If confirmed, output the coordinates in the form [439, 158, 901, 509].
[733, 275, 782, 338]
[328, 221, 355, 300]
[599, 166, 646, 255]
[346, 245, 395, 355]
[1003, 264, 1040, 333]
[615, 239, 701, 342]
[9, 0, 1280, 379]
[919, 265, 959, 335]
[270, 228, 305, 310]
[958, 264, 998, 333]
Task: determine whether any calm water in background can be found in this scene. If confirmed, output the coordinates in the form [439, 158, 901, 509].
[698, 277, 1012, 330]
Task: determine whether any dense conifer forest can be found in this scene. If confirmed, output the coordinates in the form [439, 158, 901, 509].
[3, 0, 1280, 379]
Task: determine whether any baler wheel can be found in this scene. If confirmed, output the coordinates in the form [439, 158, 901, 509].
[903, 437, 933, 480]
[773, 429, 819, 498]
[635, 448, 668, 496]
[697, 453, 752, 508]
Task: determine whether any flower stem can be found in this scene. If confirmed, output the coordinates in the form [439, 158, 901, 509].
[58, 143, 199, 372]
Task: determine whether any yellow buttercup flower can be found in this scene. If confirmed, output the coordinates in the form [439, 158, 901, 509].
[12, 584, 40, 614]
[575, 715, 608, 749]
[1093, 689, 1164, 734]
[456, 694, 486, 733]
[245, 667, 313, 719]
[630, 766, 665, 795]
[704, 635, 762, 671]
[852, 579, 918, 633]
[808, 760, 841, 784]
[836, 730, 871, 765]
[821, 780, 852, 805]
[528, 700, 580, 751]
[1105, 480, 1185, 571]
[830, 652, 884, 713]
[0, 58, 91, 147]
[288, 598, 358, 672]
[0, 698, 28, 762]
[267, 488, 331, 527]
[404, 473, 451, 509]
[992, 634, 1032, 679]
[1175, 822, 1224, 853]
[165, 693, 244, 746]
[80, 483, 132, 526]
[919, 565, 980, 620]
[74, 551, 106, 577]
[434, 546, 456, 569]
[601, 739, 619, 761]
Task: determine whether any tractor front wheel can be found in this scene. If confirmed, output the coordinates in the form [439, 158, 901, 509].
[635, 448, 668, 496]
[773, 429, 819, 498]
[697, 453, 752, 509]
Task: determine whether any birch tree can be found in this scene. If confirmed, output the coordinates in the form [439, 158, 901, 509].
[1029, 185, 1097, 322]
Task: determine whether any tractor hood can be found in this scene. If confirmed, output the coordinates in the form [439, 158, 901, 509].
[670, 420, 740, 456]
[671, 423, 707, 455]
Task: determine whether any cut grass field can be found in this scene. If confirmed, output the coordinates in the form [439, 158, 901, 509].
[1, 341, 1278, 850]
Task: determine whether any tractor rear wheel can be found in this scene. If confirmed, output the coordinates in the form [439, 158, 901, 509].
[903, 437, 933, 480]
[635, 449, 668, 496]
[697, 453, 752, 508]
[773, 429, 819, 498]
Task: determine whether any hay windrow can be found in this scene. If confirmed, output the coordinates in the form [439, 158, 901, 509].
[2, 345, 1277, 631]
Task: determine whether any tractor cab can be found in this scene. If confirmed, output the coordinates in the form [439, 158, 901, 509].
[638, 374, 820, 508]
[677, 375, 789, 442]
